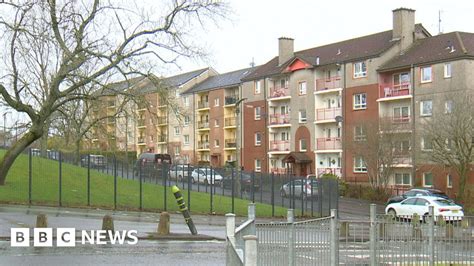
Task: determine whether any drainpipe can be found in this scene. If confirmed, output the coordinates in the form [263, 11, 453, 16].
[342, 62, 347, 182]
[264, 77, 269, 173]
[193, 92, 196, 164]
[410, 64, 416, 186]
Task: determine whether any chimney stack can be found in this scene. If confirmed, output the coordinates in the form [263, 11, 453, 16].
[278, 37, 294, 66]
[392, 8, 416, 53]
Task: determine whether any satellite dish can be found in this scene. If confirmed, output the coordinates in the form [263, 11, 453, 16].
[335, 116, 343, 123]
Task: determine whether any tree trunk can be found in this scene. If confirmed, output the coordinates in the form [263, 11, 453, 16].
[0, 128, 42, 185]
[457, 166, 468, 201]
[74, 138, 81, 165]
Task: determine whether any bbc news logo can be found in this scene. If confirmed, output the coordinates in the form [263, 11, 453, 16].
[11, 228, 138, 247]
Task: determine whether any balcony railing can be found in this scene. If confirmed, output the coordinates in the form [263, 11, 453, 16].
[198, 121, 210, 129]
[380, 116, 411, 131]
[393, 152, 412, 165]
[269, 87, 290, 99]
[137, 119, 146, 127]
[198, 141, 210, 149]
[225, 139, 237, 148]
[316, 137, 342, 150]
[157, 135, 167, 143]
[269, 140, 290, 152]
[379, 83, 411, 99]
[137, 138, 145, 144]
[137, 103, 147, 110]
[270, 168, 287, 174]
[224, 117, 236, 127]
[317, 167, 342, 177]
[225, 95, 238, 105]
[269, 114, 290, 125]
[198, 101, 209, 109]
[157, 116, 167, 125]
[315, 76, 342, 92]
[316, 107, 341, 121]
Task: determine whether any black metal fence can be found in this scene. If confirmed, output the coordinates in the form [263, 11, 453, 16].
[20, 149, 339, 217]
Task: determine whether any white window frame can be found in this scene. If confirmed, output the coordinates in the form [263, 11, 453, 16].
[184, 135, 190, 145]
[444, 63, 452, 78]
[298, 81, 307, 95]
[174, 146, 180, 155]
[184, 115, 190, 126]
[445, 100, 453, 114]
[298, 110, 307, 123]
[421, 136, 433, 151]
[183, 96, 189, 107]
[353, 156, 367, 173]
[254, 106, 261, 120]
[255, 132, 262, 146]
[354, 125, 367, 141]
[420, 100, 433, 117]
[299, 139, 307, 152]
[214, 139, 220, 148]
[255, 159, 261, 172]
[353, 61, 367, 78]
[395, 173, 411, 185]
[447, 174, 453, 188]
[353, 93, 367, 110]
[255, 80, 261, 94]
[214, 119, 219, 127]
[421, 66, 432, 83]
[174, 126, 180, 136]
[423, 172, 433, 187]
[214, 97, 220, 107]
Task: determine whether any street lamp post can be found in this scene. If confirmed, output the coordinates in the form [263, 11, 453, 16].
[234, 98, 247, 171]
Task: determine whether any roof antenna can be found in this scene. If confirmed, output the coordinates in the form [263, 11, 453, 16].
[438, 10, 443, 35]
[250, 57, 255, 68]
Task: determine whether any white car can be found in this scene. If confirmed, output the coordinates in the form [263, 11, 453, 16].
[385, 196, 464, 221]
[191, 168, 223, 184]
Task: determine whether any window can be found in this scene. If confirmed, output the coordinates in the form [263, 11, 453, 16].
[354, 156, 367, 173]
[254, 106, 261, 120]
[174, 146, 180, 155]
[444, 63, 452, 78]
[445, 100, 453, 114]
[423, 172, 433, 187]
[214, 139, 220, 148]
[421, 136, 433, 151]
[421, 66, 432, 83]
[174, 126, 180, 136]
[393, 106, 410, 122]
[214, 97, 220, 107]
[395, 140, 410, 154]
[183, 96, 189, 107]
[353, 61, 367, 78]
[184, 115, 190, 126]
[255, 80, 261, 94]
[402, 198, 417, 205]
[184, 135, 190, 145]
[299, 139, 307, 152]
[353, 93, 367, 110]
[298, 81, 307, 95]
[255, 159, 261, 172]
[175, 90, 180, 98]
[447, 174, 453, 188]
[395, 173, 411, 185]
[354, 125, 367, 141]
[298, 110, 307, 123]
[255, 132, 262, 146]
[420, 100, 432, 116]
[214, 119, 219, 127]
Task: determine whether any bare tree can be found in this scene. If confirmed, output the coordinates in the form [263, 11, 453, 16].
[0, 0, 227, 185]
[420, 93, 474, 200]
[348, 117, 412, 190]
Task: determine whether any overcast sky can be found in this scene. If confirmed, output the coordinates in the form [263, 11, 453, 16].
[176, 0, 474, 74]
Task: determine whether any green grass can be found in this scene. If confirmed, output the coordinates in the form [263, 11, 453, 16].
[0, 151, 287, 217]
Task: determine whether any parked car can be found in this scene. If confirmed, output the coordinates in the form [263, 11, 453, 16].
[385, 196, 464, 222]
[133, 153, 172, 176]
[31, 148, 41, 156]
[387, 188, 450, 204]
[80, 155, 106, 169]
[190, 168, 223, 184]
[47, 150, 60, 160]
[280, 179, 318, 199]
[169, 164, 194, 180]
[221, 171, 260, 192]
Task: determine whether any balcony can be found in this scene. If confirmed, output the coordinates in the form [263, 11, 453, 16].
[315, 107, 341, 122]
[270, 168, 287, 175]
[198, 121, 210, 130]
[157, 116, 167, 125]
[269, 140, 290, 152]
[269, 114, 290, 126]
[378, 83, 412, 100]
[268, 87, 290, 100]
[316, 137, 342, 151]
[225, 139, 237, 149]
[380, 116, 411, 132]
[137, 119, 146, 128]
[317, 167, 342, 177]
[197, 101, 209, 110]
[137, 103, 147, 111]
[225, 95, 238, 106]
[137, 138, 146, 145]
[224, 117, 236, 127]
[197, 141, 210, 150]
[393, 152, 412, 166]
[315, 76, 342, 92]
[157, 135, 167, 143]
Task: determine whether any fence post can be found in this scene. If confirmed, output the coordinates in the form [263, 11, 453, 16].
[28, 148, 32, 205]
[287, 209, 294, 223]
[288, 209, 295, 266]
[248, 203, 256, 235]
[87, 154, 90, 206]
[114, 156, 117, 210]
[271, 173, 274, 217]
[58, 151, 62, 207]
[210, 167, 214, 214]
[226, 213, 236, 238]
[163, 164, 167, 211]
[330, 209, 339, 266]
[428, 205, 435, 266]
[139, 161, 143, 210]
[187, 165, 191, 212]
[243, 235, 258, 266]
[231, 168, 235, 214]
[369, 204, 377, 266]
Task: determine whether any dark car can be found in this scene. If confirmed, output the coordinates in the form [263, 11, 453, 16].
[386, 188, 450, 205]
[221, 171, 260, 192]
[133, 153, 172, 176]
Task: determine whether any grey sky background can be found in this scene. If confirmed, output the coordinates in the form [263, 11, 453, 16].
[176, 0, 474, 74]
